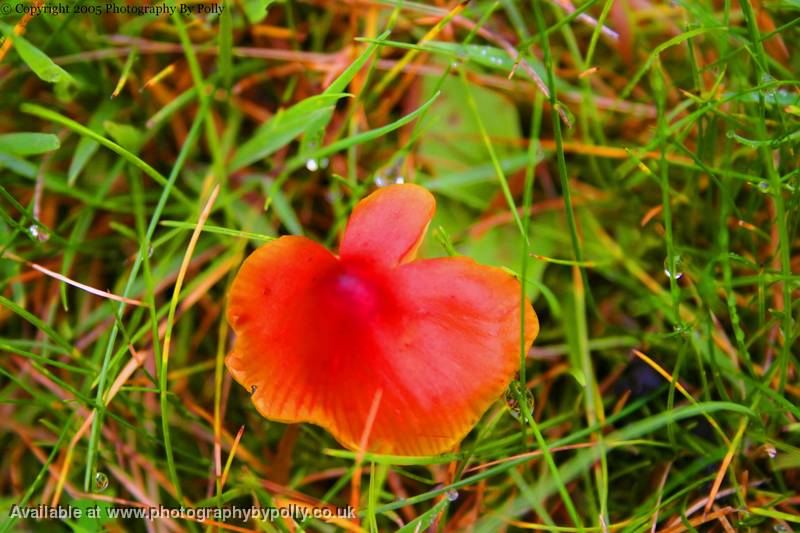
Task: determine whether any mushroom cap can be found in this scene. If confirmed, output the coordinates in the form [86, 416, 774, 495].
[226, 184, 538, 456]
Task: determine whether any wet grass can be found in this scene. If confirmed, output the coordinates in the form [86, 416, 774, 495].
[0, 1, 798, 531]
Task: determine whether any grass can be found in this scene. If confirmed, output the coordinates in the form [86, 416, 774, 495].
[0, 1, 798, 531]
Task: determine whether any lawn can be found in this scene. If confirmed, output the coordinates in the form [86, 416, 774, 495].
[0, 0, 798, 531]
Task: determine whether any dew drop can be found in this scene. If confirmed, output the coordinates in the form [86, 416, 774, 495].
[250, 385, 257, 395]
[765, 445, 777, 458]
[673, 323, 691, 338]
[726, 130, 735, 139]
[320, 157, 330, 169]
[446, 489, 459, 502]
[504, 385, 534, 421]
[28, 224, 50, 242]
[663, 255, 684, 280]
[95, 472, 109, 492]
[305, 158, 319, 172]
[374, 173, 404, 187]
[760, 74, 777, 97]
[755, 443, 778, 459]
[147, 246, 154, 258]
[758, 180, 769, 192]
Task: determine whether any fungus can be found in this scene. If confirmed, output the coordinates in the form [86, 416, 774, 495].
[226, 184, 538, 455]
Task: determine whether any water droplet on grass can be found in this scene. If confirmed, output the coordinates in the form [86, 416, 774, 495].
[504, 385, 534, 421]
[758, 180, 769, 192]
[446, 489, 459, 502]
[374, 173, 404, 187]
[95, 472, 109, 491]
[755, 443, 777, 459]
[663, 255, 684, 280]
[305, 159, 319, 172]
[28, 225, 50, 242]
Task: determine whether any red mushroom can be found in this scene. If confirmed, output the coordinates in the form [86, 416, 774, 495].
[226, 184, 538, 455]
